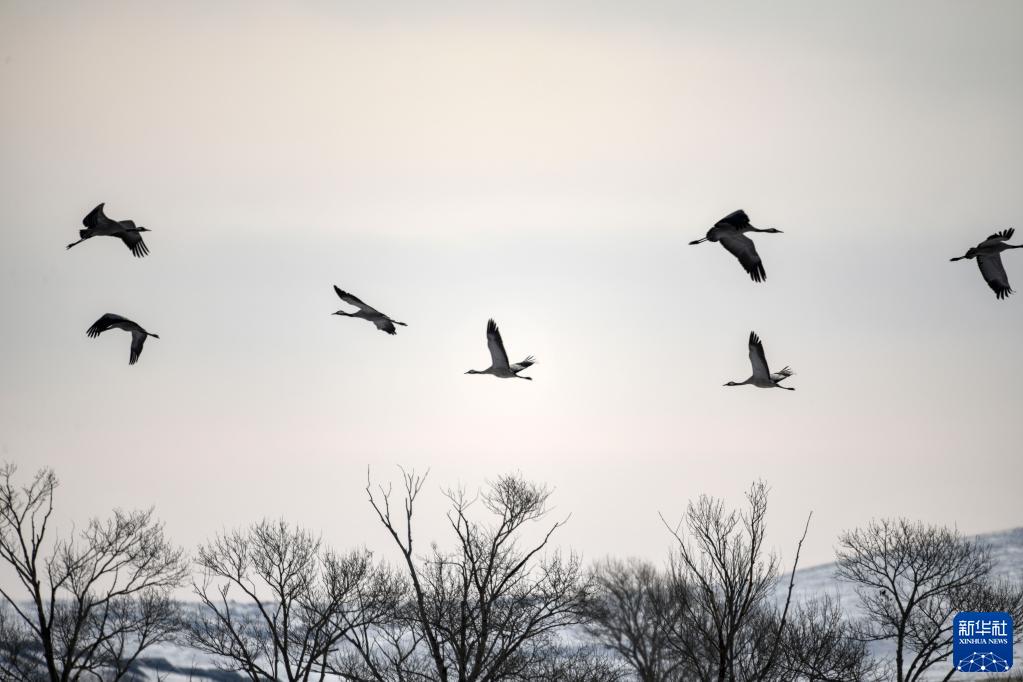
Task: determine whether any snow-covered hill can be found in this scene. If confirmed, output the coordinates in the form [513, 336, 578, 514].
[783, 526, 1023, 607]
[778, 526, 1023, 681]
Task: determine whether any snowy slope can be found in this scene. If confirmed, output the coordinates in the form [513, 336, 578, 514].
[777, 526, 1023, 681]
[783, 526, 1023, 606]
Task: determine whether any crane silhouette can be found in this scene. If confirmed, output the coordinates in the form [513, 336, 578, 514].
[689, 209, 782, 282]
[950, 228, 1022, 299]
[67, 203, 151, 257]
[86, 313, 159, 365]
[724, 332, 795, 390]
[331, 286, 407, 334]
[465, 319, 536, 380]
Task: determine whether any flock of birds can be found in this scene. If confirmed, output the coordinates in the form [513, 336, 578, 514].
[68, 204, 1020, 388]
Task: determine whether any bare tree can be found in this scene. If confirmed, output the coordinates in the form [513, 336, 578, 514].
[0, 463, 187, 682]
[915, 575, 1023, 682]
[507, 644, 629, 682]
[345, 469, 589, 682]
[0, 602, 41, 681]
[188, 518, 398, 682]
[774, 595, 881, 682]
[660, 480, 811, 682]
[332, 596, 434, 682]
[835, 518, 1019, 682]
[583, 557, 688, 682]
[958, 576, 1023, 640]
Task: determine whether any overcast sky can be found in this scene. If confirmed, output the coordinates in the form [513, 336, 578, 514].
[1, 1, 1021, 574]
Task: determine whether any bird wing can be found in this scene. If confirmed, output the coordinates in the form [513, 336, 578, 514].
[486, 319, 510, 370]
[716, 209, 750, 228]
[129, 330, 147, 365]
[977, 253, 1013, 299]
[748, 331, 771, 381]
[82, 203, 108, 228]
[373, 318, 398, 335]
[718, 233, 766, 282]
[333, 286, 381, 315]
[118, 230, 149, 257]
[985, 228, 1014, 242]
[87, 313, 127, 337]
[771, 366, 795, 382]
[511, 356, 535, 372]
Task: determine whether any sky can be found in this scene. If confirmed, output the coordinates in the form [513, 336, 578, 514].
[0, 0, 1021, 575]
